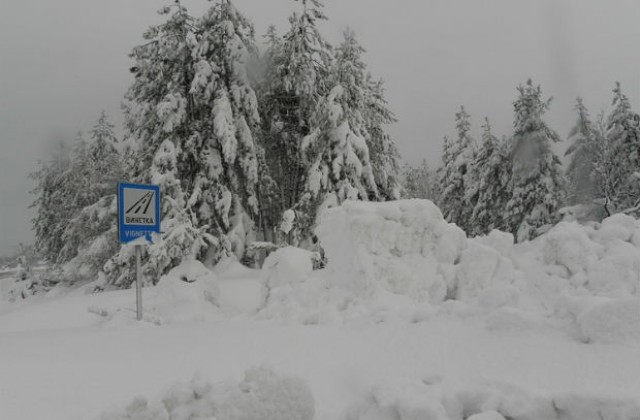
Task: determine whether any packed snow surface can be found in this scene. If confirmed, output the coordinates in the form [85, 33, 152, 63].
[2, 200, 640, 419]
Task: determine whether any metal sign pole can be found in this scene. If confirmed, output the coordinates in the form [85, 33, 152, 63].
[135, 244, 142, 321]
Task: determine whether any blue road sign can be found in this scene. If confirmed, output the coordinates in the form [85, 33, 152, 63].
[118, 183, 161, 244]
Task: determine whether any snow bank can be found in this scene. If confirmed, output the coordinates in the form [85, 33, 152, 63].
[99, 366, 314, 420]
[256, 199, 640, 335]
[455, 237, 517, 305]
[348, 379, 640, 420]
[91, 260, 222, 326]
[151, 260, 220, 322]
[258, 247, 336, 324]
[315, 200, 465, 304]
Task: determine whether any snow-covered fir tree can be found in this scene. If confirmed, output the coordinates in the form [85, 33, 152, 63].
[300, 29, 400, 224]
[468, 119, 512, 235]
[30, 113, 124, 284]
[359, 62, 400, 200]
[110, 1, 265, 285]
[257, 0, 333, 243]
[438, 106, 475, 232]
[30, 140, 74, 262]
[604, 82, 640, 215]
[110, 3, 204, 286]
[564, 98, 607, 220]
[505, 79, 564, 241]
[58, 113, 123, 265]
[402, 159, 437, 200]
[188, 0, 262, 259]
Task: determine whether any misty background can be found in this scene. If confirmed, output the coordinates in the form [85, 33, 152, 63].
[1, 0, 639, 254]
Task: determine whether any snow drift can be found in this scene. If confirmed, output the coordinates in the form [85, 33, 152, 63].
[256, 199, 640, 345]
[100, 366, 314, 420]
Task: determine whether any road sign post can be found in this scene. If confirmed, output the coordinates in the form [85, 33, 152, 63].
[135, 245, 142, 320]
[118, 183, 161, 321]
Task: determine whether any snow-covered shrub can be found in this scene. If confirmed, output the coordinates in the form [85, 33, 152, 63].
[100, 366, 314, 420]
[261, 247, 314, 290]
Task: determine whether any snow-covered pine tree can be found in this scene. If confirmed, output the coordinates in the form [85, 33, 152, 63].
[187, 0, 262, 260]
[300, 29, 399, 226]
[57, 113, 124, 283]
[564, 98, 607, 220]
[123, 2, 196, 179]
[30, 140, 73, 262]
[108, 2, 204, 286]
[402, 159, 437, 200]
[469, 119, 512, 235]
[505, 79, 564, 241]
[360, 61, 400, 200]
[257, 0, 333, 244]
[591, 111, 616, 217]
[604, 82, 640, 215]
[438, 106, 475, 232]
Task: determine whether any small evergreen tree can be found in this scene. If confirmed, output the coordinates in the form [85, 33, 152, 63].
[505, 79, 564, 240]
[30, 140, 73, 262]
[604, 82, 640, 214]
[438, 106, 475, 232]
[564, 98, 608, 220]
[469, 119, 512, 235]
[402, 159, 437, 200]
[257, 0, 333, 244]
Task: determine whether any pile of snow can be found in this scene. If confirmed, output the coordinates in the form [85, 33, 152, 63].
[89, 260, 222, 326]
[257, 247, 337, 324]
[100, 366, 314, 420]
[150, 260, 220, 322]
[347, 379, 640, 420]
[316, 200, 465, 304]
[255, 200, 640, 344]
[259, 200, 520, 322]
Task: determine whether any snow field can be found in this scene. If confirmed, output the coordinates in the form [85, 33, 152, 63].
[3, 200, 640, 419]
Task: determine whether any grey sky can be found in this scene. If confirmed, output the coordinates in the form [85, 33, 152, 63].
[1, 0, 640, 255]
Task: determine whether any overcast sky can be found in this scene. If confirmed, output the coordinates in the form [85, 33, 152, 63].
[1, 0, 640, 255]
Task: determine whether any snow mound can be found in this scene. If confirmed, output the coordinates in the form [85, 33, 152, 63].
[259, 201, 640, 334]
[315, 199, 465, 304]
[455, 239, 517, 304]
[150, 260, 220, 323]
[92, 260, 222, 326]
[347, 381, 448, 420]
[261, 247, 314, 290]
[99, 366, 314, 420]
[349, 379, 640, 420]
[542, 222, 601, 277]
[257, 247, 337, 324]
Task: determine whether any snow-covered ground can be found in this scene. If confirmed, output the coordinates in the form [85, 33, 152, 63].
[2, 200, 640, 420]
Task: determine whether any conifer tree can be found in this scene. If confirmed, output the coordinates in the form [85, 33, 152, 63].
[188, 0, 262, 258]
[469, 119, 512, 235]
[30, 140, 73, 262]
[564, 98, 606, 220]
[604, 82, 640, 214]
[438, 106, 475, 232]
[402, 159, 436, 200]
[257, 0, 333, 243]
[505, 79, 564, 240]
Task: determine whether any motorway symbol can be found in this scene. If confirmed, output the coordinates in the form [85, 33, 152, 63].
[118, 183, 161, 243]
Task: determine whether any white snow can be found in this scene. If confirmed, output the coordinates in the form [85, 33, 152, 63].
[3, 199, 640, 420]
